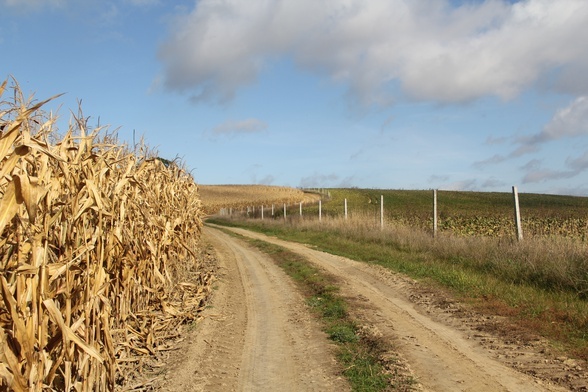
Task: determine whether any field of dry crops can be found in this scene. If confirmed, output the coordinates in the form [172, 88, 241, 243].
[0, 80, 212, 391]
[199, 184, 308, 215]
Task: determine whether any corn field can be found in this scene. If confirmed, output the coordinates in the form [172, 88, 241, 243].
[0, 79, 211, 391]
[199, 184, 305, 215]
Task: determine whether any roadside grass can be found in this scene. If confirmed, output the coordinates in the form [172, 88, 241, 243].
[217, 228, 415, 391]
[207, 218, 588, 360]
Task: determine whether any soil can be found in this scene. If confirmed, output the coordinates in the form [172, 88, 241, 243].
[158, 227, 349, 391]
[159, 225, 588, 391]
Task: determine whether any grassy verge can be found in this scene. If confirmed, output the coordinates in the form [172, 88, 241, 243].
[208, 218, 588, 360]
[216, 227, 415, 391]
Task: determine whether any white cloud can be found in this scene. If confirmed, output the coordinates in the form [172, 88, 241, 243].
[521, 150, 588, 183]
[535, 96, 588, 142]
[511, 95, 588, 155]
[473, 153, 507, 167]
[566, 150, 588, 172]
[212, 118, 268, 136]
[477, 95, 588, 167]
[158, 0, 588, 106]
[2, 0, 64, 10]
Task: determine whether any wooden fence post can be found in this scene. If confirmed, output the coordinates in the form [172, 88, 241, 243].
[512, 186, 523, 241]
[284, 203, 287, 220]
[319, 199, 322, 222]
[380, 195, 384, 230]
[261, 205, 264, 220]
[433, 189, 438, 238]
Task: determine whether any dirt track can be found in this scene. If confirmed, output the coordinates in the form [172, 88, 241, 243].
[162, 225, 586, 391]
[161, 226, 349, 391]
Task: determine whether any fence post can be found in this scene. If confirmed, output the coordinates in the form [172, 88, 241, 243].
[319, 199, 322, 221]
[284, 203, 287, 220]
[272, 204, 274, 216]
[300, 202, 303, 216]
[344, 198, 348, 219]
[261, 205, 264, 220]
[380, 195, 384, 230]
[433, 189, 438, 238]
[512, 186, 523, 241]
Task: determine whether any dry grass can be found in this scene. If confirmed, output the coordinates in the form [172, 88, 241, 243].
[0, 79, 211, 391]
[251, 212, 588, 296]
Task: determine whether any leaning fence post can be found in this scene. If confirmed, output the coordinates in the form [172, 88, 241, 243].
[433, 189, 438, 238]
[512, 186, 523, 241]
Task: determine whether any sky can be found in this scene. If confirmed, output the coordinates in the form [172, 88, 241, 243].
[2, 0, 588, 195]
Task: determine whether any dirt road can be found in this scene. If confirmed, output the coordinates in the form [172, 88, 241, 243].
[161, 227, 349, 392]
[162, 225, 585, 391]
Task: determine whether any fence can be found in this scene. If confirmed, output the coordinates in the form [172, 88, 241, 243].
[221, 187, 529, 242]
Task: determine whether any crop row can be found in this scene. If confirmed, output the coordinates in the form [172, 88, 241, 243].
[0, 79, 208, 391]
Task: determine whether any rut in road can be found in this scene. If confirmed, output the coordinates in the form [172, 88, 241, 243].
[162, 227, 349, 392]
[219, 225, 570, 392]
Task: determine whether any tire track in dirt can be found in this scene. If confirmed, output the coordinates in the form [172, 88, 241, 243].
[161, 227, 349, 392]
[221, 225, 572, 392]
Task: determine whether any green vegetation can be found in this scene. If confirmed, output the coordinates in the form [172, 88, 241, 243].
[208, 199, 588, 360]
[222, 232, 415, 391]
[272, 188, 588, 239]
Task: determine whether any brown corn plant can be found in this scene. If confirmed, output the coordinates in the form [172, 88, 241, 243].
[0, 78, 210, 391]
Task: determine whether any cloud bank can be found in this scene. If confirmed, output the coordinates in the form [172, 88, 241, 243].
[158, 0, 588, 106]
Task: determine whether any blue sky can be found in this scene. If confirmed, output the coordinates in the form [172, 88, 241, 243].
[2, 0, 588, 195]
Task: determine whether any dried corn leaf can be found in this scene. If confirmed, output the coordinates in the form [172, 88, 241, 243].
[0, 180, 22, 234]
[42, 299, 104, 363]
[0, 145, 29, 182]
[13, 173, 47, 223]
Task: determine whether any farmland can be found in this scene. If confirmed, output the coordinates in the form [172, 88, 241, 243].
[220, 187, 588, 239]
[209, 186, 588, 372]
[199, 184, 308, 215]
[3, 80, 588, 392]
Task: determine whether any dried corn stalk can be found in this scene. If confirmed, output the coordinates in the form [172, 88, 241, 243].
[0, 79, 209, 391]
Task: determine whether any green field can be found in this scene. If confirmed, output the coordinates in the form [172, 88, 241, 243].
[295, 189, 588, 239]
